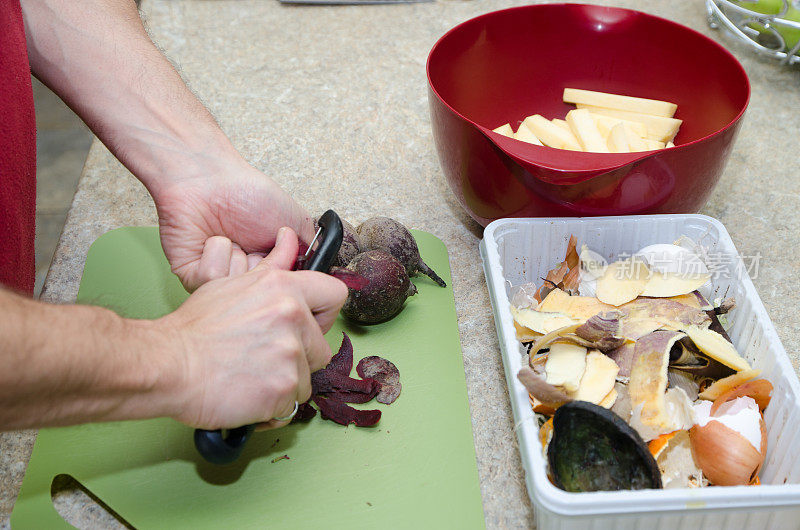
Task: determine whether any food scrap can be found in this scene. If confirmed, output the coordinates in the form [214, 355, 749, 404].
[270, 455, 290, 463]
[313, 395, 382, 427]
[356, 356, 402, 404]
[293, 332, 401, 427]
[511, 237, 772, 492]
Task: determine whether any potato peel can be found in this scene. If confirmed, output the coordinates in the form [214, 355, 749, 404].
[598, 387, 618, 409]
[514, 320, 542, 343]
[528, 323, 583, 357]
[574, 312, 626, 351]
[544, 342, 588, 392]
[510, 305, 580, 335]
[568, 350, 620, 405]
[640, 272, 711, 298]
[628, 331, 688, 440]
[537, 289, 614, 320]
[607, 342, 637, 379]
[622, 298, 711, 329]
[682, 325, 751, 372]
[596, 258, 650, 306]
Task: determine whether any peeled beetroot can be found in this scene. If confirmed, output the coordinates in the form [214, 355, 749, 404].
[356, 216, 446, 287]
[341, 250, 417, 324]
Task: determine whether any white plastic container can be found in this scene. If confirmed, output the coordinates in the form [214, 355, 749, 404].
[479, 214, 800, 529]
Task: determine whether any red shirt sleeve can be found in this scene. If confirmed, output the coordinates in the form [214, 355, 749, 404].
[0, 0, 37, 295]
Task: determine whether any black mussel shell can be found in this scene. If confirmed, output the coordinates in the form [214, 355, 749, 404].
[548, 401, 662, 492]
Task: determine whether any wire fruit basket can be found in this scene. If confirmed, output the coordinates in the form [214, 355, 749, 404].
[707, 0, 800, 65]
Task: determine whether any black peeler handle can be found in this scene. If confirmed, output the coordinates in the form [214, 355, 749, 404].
[194, 210, 344, 465]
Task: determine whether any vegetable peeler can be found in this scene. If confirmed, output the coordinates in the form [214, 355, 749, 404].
[194, 210, 344, 465]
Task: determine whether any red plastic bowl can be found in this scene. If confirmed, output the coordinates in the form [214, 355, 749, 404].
[427, 4, 750, 226]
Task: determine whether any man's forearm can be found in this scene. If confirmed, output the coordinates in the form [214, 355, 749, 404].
[21, 0, 242, 199]
[0, 288, 183, 429]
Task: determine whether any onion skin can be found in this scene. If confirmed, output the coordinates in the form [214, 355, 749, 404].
[689, 418, 767, 486]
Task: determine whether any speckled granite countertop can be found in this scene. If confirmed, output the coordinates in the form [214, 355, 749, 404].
[2, 0, 799, 527]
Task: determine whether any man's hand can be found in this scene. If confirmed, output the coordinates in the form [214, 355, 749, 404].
[157, 227, 347, 430]
[0, 227, 347, 430]
[22, 0, 317, 292]
[155, 160, 316, 292]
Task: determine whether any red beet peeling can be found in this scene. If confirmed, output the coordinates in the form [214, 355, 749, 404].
[356, 356, 402, 404]
[313, 396, 381, 427]
[292, 401, 317, 422]
[300, 332, 401, 427]
[321, 388, 380, 405]
[311, 333, 381, 404]
[311, 369, 378, 396]
[328, 331, 354, 375]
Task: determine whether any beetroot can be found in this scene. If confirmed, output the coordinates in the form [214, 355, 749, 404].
[334, 218, 363, 267]
[356, 216, 446, 287]
[341, 250, 417, 324]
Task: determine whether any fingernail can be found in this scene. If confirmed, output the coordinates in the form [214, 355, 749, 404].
[276, 227, 289, 246]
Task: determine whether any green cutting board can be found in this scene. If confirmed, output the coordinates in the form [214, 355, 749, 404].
[11, 227, 484, 529]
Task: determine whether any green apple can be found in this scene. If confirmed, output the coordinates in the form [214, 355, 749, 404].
[728, 0, 800, 55]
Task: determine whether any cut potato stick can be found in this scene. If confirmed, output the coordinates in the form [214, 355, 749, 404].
[522, 114, 582, 151]
[566, 109, 608, 153]
[576, 104, 682, 142]
[623, 123, 649, 151]
[514, 123, 543, 145]
[643, 138, 666, 150]
[607, 122, 632, 153]
[493, 123, 514, 137]
[608, 122, 649, 153]
[592, 114, 648, 139]
[564, 88, 678, 118]
[552, 118, 570, 132]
